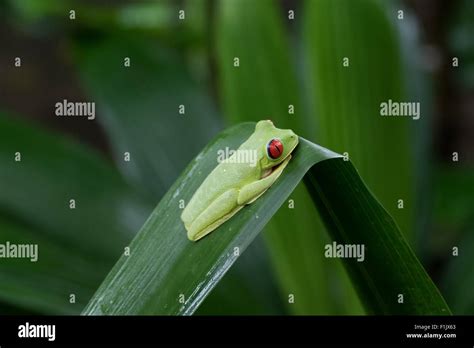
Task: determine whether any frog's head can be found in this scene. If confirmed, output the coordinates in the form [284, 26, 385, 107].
[255, 120, 299, 175]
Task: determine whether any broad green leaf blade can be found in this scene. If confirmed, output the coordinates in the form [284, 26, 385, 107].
[74, 31, 273, 315]
[304, 0, 415, 240]
[195, 237, 287, 315]
[215, 0, 361, 314]
[83, 123, 449, 315]
[74, 35, 222, 199]
[83, 123, 339, 315]
[304, 160, 449, 315]
[0, 113, 151, 313]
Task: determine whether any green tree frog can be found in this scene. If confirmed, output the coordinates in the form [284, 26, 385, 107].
[181, 120, 299, 241]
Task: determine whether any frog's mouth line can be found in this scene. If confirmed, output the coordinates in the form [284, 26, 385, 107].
[261, 154, 292, 179]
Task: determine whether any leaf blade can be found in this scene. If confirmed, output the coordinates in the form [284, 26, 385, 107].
[305, 160, 450, 314]
[83, 122, 449, 315]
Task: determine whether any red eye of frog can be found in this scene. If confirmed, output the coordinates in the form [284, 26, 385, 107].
[267, 139, 283, 159]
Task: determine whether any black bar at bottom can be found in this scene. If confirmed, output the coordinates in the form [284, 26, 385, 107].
[0, 315, 472, 345]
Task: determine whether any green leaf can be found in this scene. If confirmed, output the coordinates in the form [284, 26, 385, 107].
[441, 231, 474, 314]
[74, 31, 275, 315]
[433, 165, 474, 228]
[304, 0, 415, 240]
[437, 166, 474, 314]
[83, 123, 449, 315]
[215, 0, 361, 314]
[215, 0, 303, 129]
[449, 0, 474, 89]
[304, 160, 449, 314]
[195, 236, 287, 315]
[0, 113, 151, 313]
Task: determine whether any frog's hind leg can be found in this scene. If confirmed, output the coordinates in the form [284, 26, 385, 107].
[245, 189, 267, 204]
[187, 188, 241, 241]
[190, 205, 244, 242]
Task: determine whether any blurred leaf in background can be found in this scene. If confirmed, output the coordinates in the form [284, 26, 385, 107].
[0, 113, 152, 313]
[438, 165, 474, 314]
[74, 34, 222, 200]
[432, 0, 474, 315]
[0, 114, 149, 259]
[6, 0, 177, 35]
[442, 228, 474, 314]
[449, 0, 474, 89]
[304, 0, 415, 240]
[0, 216, 99, 314]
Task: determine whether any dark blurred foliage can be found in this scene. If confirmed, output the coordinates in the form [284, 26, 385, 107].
[1, 0, 472, 164]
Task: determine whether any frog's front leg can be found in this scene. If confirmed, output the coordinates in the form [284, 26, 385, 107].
[187, 188, 240, 241]
[238, 155, 291, 205]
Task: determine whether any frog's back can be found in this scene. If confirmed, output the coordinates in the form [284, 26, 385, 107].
[181, 161, 257, 226]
